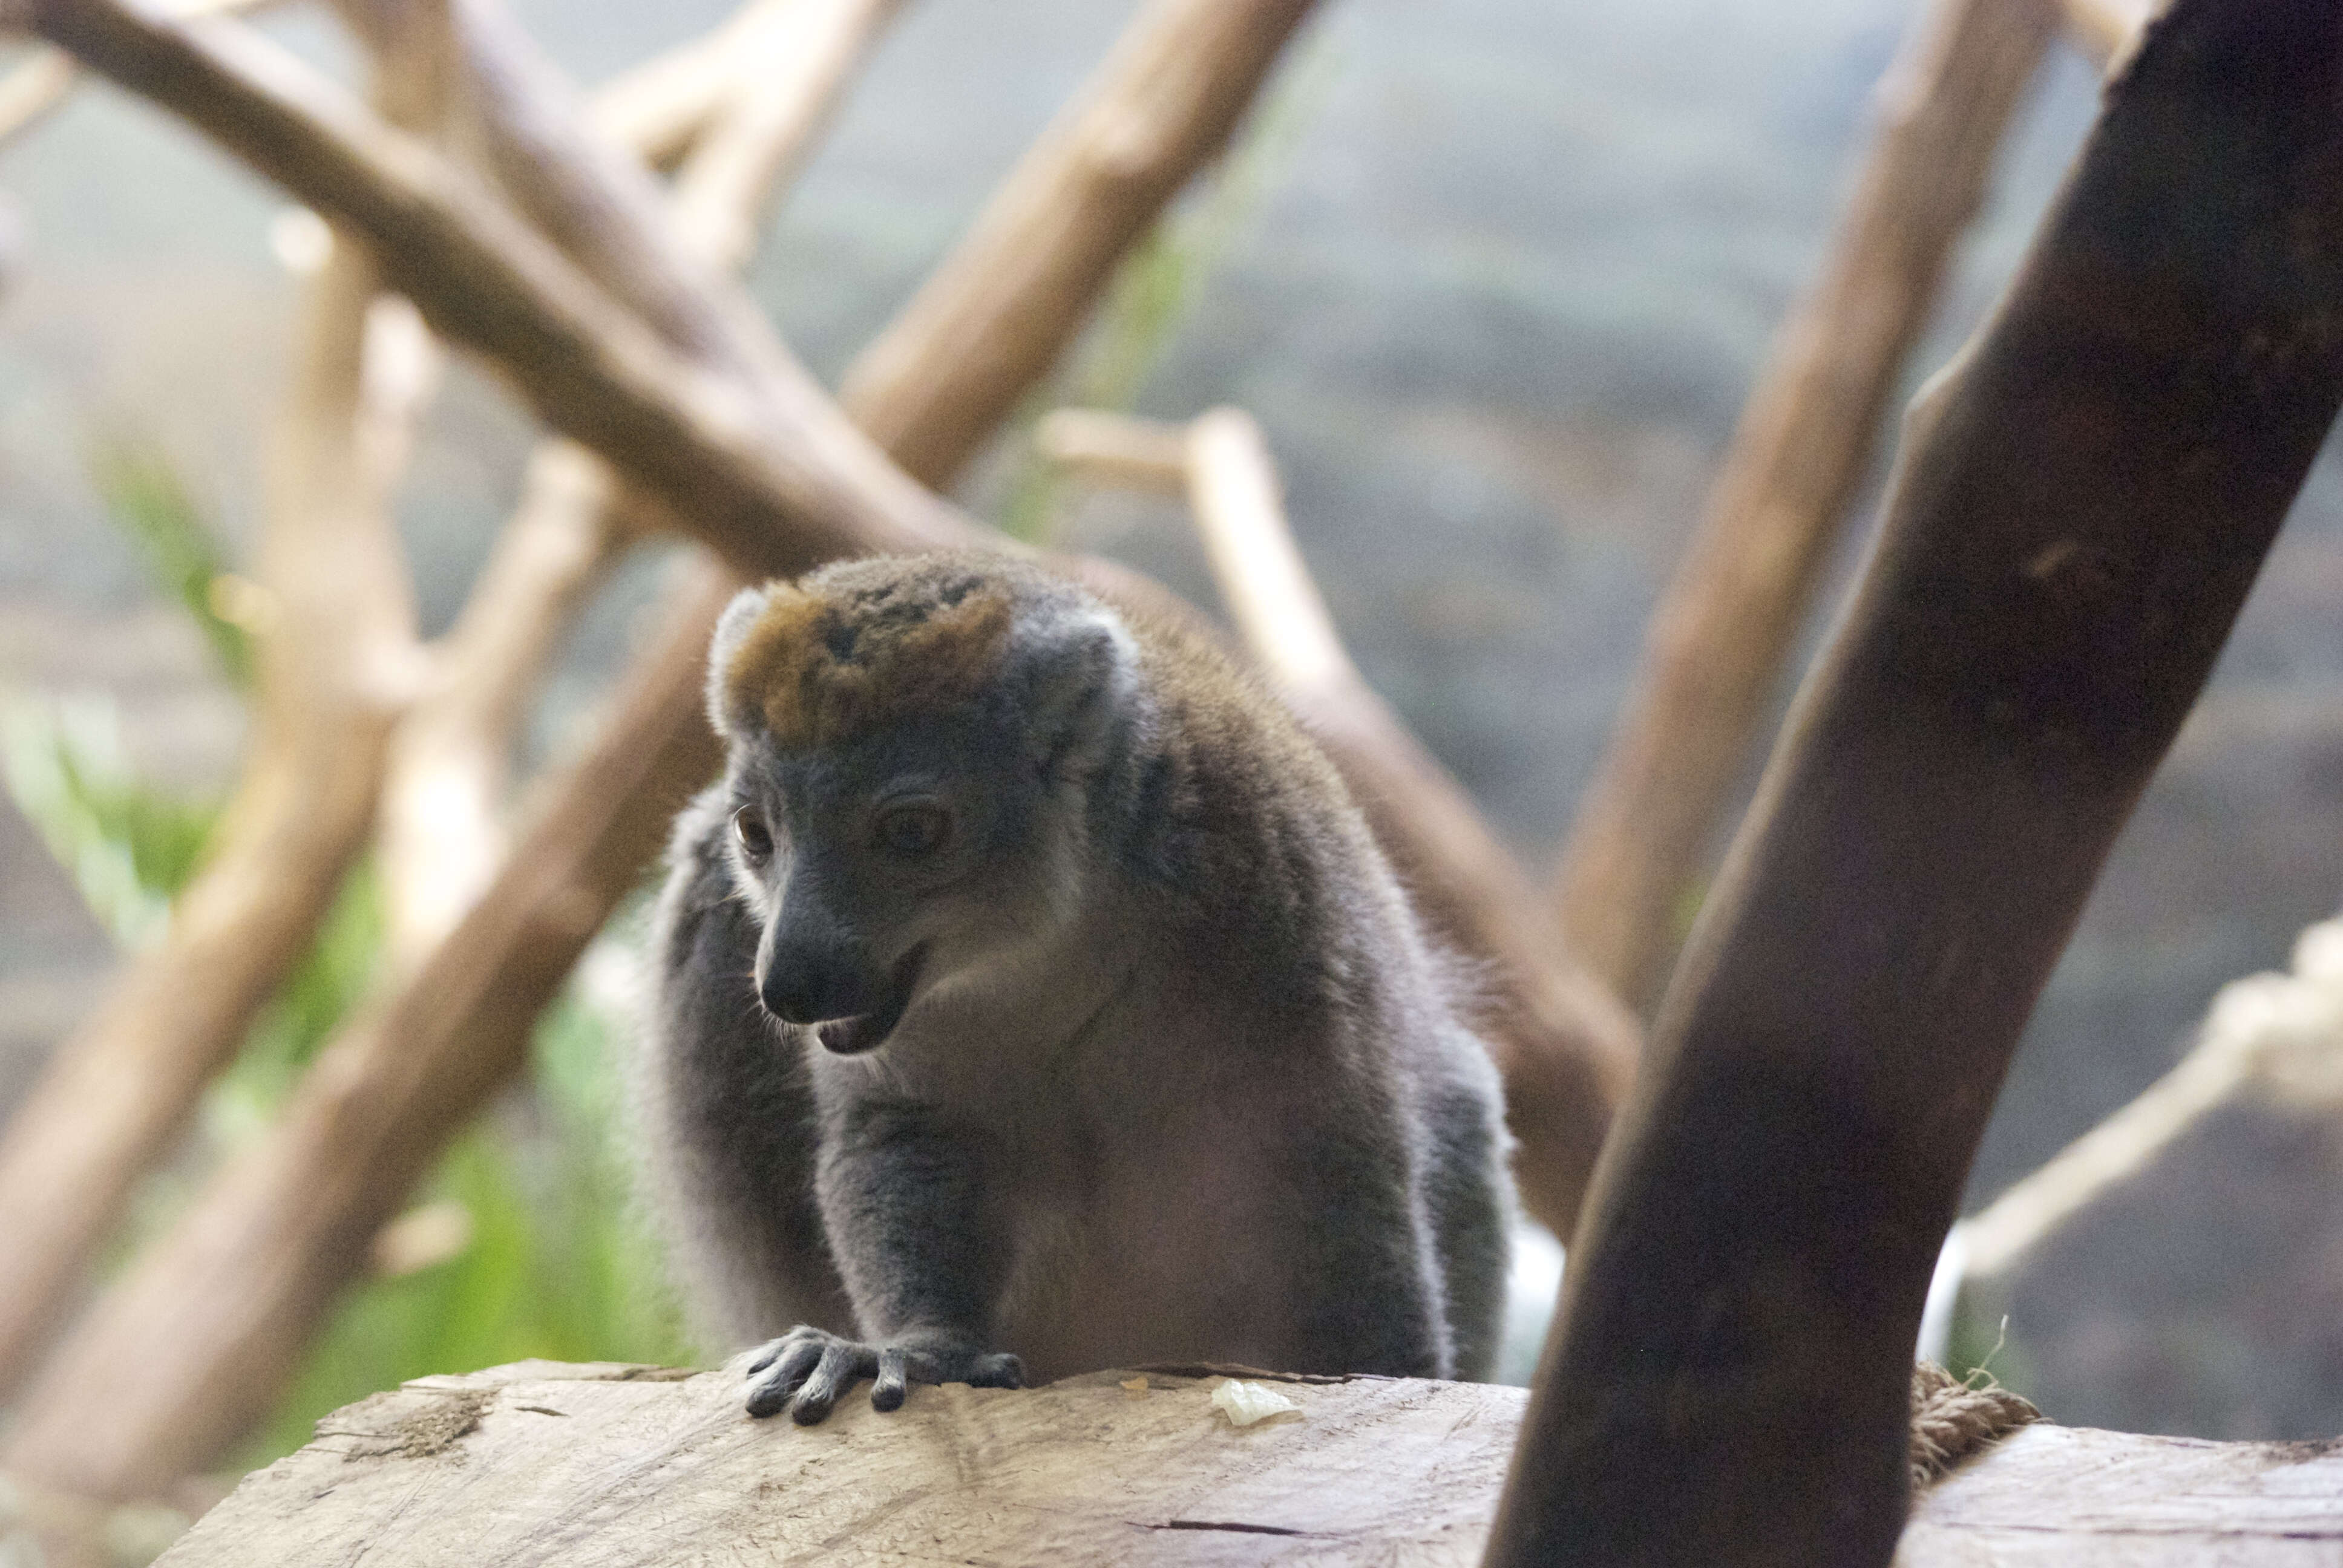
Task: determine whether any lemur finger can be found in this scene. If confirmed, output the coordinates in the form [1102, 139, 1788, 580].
[871, 1347, 909, 1412]
[788, 1342, 872, 1426]
[791, 1341, 857, 1425]
[744, 1339, 825, 1418]
[966, 1351, 1024, 1389]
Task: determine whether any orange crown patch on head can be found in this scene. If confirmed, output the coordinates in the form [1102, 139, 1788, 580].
[719, 566, 1017, 750]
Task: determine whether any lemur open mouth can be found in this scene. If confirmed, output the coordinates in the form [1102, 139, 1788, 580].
[814, 945, 925, 1056]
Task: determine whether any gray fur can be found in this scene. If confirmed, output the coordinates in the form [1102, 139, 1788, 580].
[637, 553, 1514, 1420]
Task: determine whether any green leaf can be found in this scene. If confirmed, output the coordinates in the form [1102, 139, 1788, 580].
[88, 437, 254, 688]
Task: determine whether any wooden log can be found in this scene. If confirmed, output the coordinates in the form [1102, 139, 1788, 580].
[129, 1361, 2343, 1566]
[1487, 1, 2343, 1563]
[1549, 0, 2057, 1013]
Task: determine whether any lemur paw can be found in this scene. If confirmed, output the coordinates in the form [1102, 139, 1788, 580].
[742, 1326, 1023, 1424]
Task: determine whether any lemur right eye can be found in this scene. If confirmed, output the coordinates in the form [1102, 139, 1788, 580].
[732, 808, 775, 866]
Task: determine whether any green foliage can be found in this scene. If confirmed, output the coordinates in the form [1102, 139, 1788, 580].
[0, 694, 214, 947]
[3, 442, 692, 1478]
[88, 438, 254, 688]
[1945, 1304, 2036, 1402]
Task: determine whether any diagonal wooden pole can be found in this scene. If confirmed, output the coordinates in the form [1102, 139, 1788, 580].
[1487, 1, 2343, 1561]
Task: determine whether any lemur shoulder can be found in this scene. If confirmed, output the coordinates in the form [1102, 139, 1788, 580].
[638, 551, 1513, 1422]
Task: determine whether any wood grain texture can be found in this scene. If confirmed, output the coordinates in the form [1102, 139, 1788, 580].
[149, 1363, 2343, 1566]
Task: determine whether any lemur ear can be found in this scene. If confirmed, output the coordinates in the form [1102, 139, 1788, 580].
[705, 584, 778, 740]
[1017, 602, 1140, 769]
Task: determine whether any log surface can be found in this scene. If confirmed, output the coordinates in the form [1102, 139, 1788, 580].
[152, 1362, 2343, 1565]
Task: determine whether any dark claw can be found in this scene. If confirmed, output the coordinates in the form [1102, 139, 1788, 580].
[969, 1352, 1024, 1389]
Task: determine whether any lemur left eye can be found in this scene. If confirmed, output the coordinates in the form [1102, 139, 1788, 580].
[874, 803, 950, 858]
[733, 806, 775, 866]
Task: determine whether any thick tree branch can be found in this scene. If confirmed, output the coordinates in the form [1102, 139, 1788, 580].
[0, 0, 281, 151]
[29, 0, 963, 577]
[1489, 2, 2343, 1559]
[1550, 0, 2057, 1012]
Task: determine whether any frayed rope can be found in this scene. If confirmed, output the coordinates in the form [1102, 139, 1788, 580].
[1910, 1361, 2042, 1486]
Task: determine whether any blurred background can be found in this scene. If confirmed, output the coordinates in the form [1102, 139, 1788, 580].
[2, 0, 2340, 1492]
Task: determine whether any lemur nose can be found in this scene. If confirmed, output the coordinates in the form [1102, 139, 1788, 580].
[759, 971, 826, 1025]
[761, 942, 882, 1024]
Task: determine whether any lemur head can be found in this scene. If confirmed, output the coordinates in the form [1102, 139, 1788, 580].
[706, 552, 1141, 1054]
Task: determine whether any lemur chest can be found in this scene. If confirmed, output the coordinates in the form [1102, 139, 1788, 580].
[982, 1109, 1296, 1383]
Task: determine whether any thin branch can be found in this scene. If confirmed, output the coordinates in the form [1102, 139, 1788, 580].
[585, 0, 791, 173]
[378, 441, 626, 968]
[1489, 1, 2343, 1556]
[840, 0, 1320, 489]
[1959, 915, 2343, 1285]
[0, 48, 75, 150]
[1178, 407, 1636, 1233]
[665, 0, 907, 275]
[1034, 405, 1189, 495]
[1550, 0, 2058, 1013]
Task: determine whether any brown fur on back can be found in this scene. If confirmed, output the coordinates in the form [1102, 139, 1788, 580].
[721, 562, 1015, 748]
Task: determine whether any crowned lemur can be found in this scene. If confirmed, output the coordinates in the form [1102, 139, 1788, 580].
[638, 551, 1513, 1423]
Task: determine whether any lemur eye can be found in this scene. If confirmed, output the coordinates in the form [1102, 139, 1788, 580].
[732, 807, 775, 866]
[874, 803, 950, 858]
